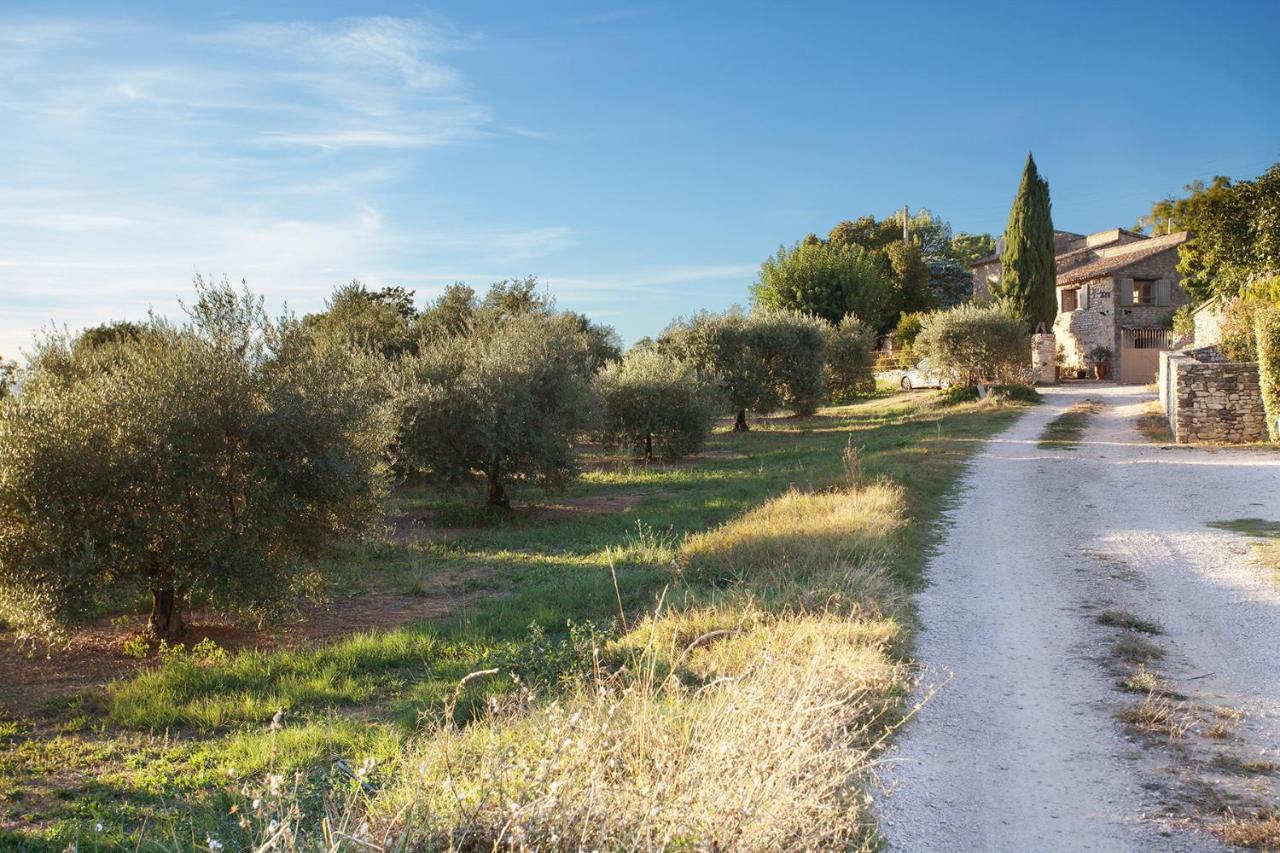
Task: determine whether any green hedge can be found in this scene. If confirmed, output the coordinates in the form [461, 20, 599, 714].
[1256, 305, 1280, 442]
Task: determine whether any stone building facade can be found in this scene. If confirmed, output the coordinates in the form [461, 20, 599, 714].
[1159, 346, 1267, 444]
[971, 228, 1191, 383]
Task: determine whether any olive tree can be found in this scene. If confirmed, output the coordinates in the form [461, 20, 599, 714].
[0, 359, 16, 398]
[825, 314, 877, 401]
[397, 311, 596, 507]
[593, 349, 718, 461]
[914, 303, 1031, 386]
[0, 280, 394, 641]
[751, 309, 828, 416]
[658, 309, 777, 431]
[303, 281, 420, 358]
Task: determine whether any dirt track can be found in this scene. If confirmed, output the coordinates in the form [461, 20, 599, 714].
[876, 384, 1280, 852]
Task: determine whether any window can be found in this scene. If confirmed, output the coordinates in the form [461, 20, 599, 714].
[1133, 279, 1156, 305]
[1061, 288, 1079, 312]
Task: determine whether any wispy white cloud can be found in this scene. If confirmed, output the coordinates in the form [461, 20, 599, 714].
[0, 14, 569, 358]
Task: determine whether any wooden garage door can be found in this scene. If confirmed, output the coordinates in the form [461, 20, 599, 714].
[1119, 328, 1172, 384]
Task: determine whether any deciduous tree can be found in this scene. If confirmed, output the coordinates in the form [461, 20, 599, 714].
[751, 240, 891, 329]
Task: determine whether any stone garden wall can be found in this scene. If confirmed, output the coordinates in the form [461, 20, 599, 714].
[1159, 347, 1267, 444]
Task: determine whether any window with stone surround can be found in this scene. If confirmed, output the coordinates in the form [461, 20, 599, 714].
[1133, 278, 1156, 305]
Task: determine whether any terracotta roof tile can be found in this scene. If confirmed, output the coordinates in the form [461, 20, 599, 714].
[1055, 231, 1189, 286]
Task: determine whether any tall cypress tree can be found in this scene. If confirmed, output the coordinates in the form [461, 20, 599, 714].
[1000, 153, 1057, 330]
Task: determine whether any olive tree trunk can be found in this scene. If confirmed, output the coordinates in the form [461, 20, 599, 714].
[149, 587, 187, 640]
[486, 461, 510, 508]
[733, 408, 749, 432]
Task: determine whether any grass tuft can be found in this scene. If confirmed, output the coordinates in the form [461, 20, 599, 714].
[1112, 631, 1165, 664]
[1119, 693, 1198, 741]
[1212, 809, 1280, 849]
[1038, 400, 1103, 449]
[1120, 665, 1167, 695]
[1096, 610, 1163, 635]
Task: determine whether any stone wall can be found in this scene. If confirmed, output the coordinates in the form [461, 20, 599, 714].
[1158, 347, 1267, 444]
[1193, 301, 1223, 347]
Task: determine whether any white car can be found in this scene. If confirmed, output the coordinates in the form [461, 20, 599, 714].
[899, 358, 953, 390]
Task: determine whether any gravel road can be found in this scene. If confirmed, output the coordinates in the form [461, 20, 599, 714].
[876, 384, 1280, 852]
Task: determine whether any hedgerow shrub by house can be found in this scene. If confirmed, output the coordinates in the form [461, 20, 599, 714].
[1255, 304, 1280, 442]
[0, 279, 394, 641]
[824, 314, 877, 401]
[915, 303, 1031, 386]
[593, 349, 718, 461]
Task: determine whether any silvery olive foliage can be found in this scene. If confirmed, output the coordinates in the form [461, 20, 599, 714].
[658, 308, 829, 429]
[0, 278, 395, 640]
[397, 311, 598, 507]
[824, 314, 877, 401]
[593, 349, 719, 461]
[914, 303, 1031, 386]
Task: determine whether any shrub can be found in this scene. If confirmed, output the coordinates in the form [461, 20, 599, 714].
[1171, 304, 1196, 341]
[1255, 304, 1280, 442]
[752, 239, 891, 329]
[1087, 345, 1113, 367]
[0, 279, 394, 641]
[1220, 297, 1266, 362]
[824, 315, 876, 401]
[398, 311, 596, 507]
[593, 349, 718, 461]
[935, 384, 980, 406]
[914, 303, 1031, 386]
[892, 311, 926, 368]
[991, 384, 1043, 404]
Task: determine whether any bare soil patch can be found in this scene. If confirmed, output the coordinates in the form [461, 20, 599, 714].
[0, 567, 498, 719]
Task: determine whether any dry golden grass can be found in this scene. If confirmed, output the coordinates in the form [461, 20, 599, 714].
[1211, 808, 1280, 849]
[362, 607, 906, 851]
[1119, 693, 1199, 741]
[679, 480, 907, 612]
[205, 479, 915, 850]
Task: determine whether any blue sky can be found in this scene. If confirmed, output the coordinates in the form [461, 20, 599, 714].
[2, 1, 1278, 358]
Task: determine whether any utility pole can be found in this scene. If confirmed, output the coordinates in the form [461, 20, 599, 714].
[902, 205, 910, 242]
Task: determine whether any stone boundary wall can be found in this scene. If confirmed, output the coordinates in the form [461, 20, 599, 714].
[1158, 347, 1266, 444]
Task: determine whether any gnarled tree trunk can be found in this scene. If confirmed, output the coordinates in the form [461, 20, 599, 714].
[733, 408, 749, 432]
[487, 462, 510, 509]
[149, 587, 187, 640]
[644, 432, 653, 461]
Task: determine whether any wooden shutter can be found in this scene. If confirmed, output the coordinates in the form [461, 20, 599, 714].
[1120, 278, 1134, 306]
[1156, 279, 1172, 306]
[1081, 284, 1091, 310]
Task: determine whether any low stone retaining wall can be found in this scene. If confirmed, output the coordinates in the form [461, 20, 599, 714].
[1158, 347, 1266, 443]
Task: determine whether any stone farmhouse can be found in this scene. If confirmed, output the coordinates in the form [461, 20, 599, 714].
[971, 228, 1191, 383]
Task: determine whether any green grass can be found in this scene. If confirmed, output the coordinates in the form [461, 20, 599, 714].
[1207, 518, 1280, 538]
[1096, 610, 1163, 635]
[0, 392, 1028, 847]
[1208, 518, 1280, 582]
[1038, 399, 1103, 449]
